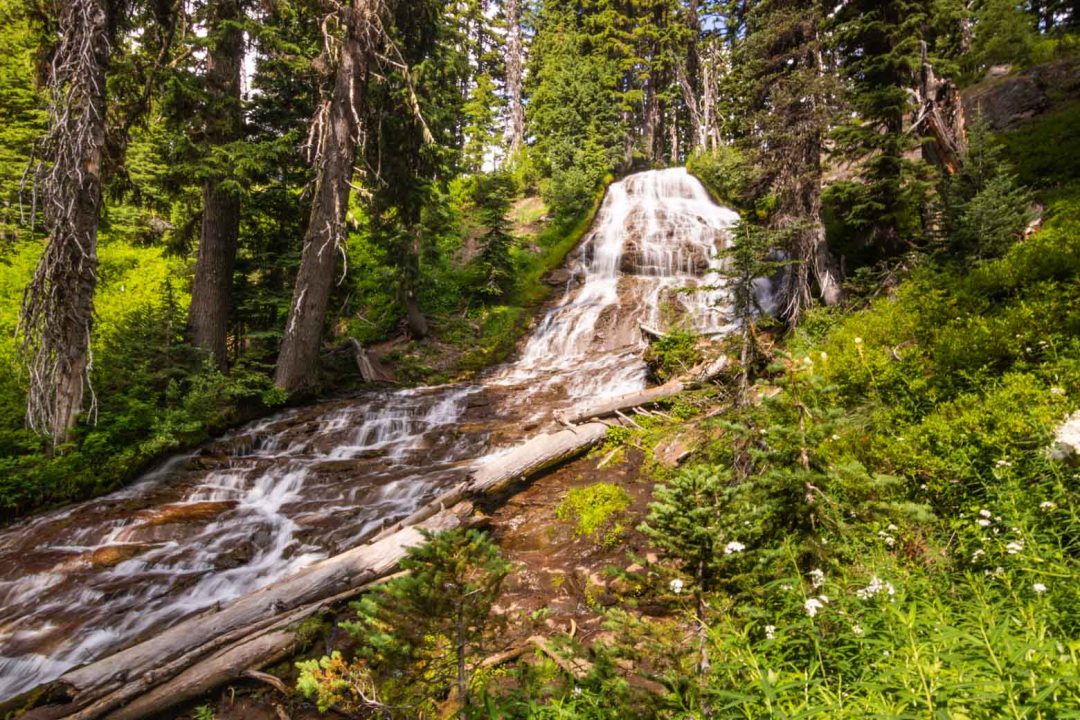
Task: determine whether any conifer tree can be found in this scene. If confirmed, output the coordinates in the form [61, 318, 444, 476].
[187, 0, 247, 370]
[20, 0, 112, 445]
[834, 0, 928, 253]
[740, 0, 843, 324]
[344, 529, 510, 717]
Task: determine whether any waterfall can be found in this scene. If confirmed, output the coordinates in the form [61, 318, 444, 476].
[0, 168, 738, 701]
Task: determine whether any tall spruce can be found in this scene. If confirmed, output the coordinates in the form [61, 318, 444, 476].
[834, 0, 927, 252]
[274, 0, 386, 395]
[741, 0, 842, 325]
[187, 0, 246, 369]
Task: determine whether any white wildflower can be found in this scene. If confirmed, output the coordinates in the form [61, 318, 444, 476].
[979, 509, 992, 518]
[669, 579, 684, 594]
[820, 352, 829, 362]
[573, 686, 582, 697]
[854, 337, 863, 345]
[995, 459, 1012, 468]
[1050, 386, 1065, 396]
[809, 568, 825, 589]
[852, 624, 864, 636]
[1033, 582, 1048, 594]
[1040, 501, 1056, 510]
[977, 518, 992, 527]
[1006, 541, 1024, 555]
[971, 548, 986, 562]
[856, 576, 896, 600]
[1051, 410, 1080, 462]
[887, 523, 898, 531]
[780, 584, 793, 592]
[724, 541, 746, 555]
[804, 597, 827, 617]
[765, 624, 776, 640]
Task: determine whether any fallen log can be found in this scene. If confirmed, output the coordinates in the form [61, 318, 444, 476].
[556, 379, 685, 425]
[21, 411, 620, 719]
[556, 355, 729, 426]
[104, 632, 297, 720]
[471, 422, 610, 494]
[23, 504, 473, 720]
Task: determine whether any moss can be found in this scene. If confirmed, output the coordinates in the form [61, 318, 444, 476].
[555, 482, 633, 547]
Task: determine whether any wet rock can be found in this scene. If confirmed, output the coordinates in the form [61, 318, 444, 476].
[141, 501, 237, 527]
[90, 544, 155, 569]
[544, 269, 572, 286]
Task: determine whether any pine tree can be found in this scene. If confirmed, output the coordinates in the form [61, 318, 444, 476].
[344, 529, 510, 717]
[834, 0, 928, 253]
[0, 0, 46, 246]
[187, 0, 246, 370]
[274, 0, 388, 394]
[740, 0, 843, 325]
[471, 171, 516, 298]
[641, 465, 731, 672]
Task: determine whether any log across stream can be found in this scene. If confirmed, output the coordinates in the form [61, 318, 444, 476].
[0, 168, 740, 715]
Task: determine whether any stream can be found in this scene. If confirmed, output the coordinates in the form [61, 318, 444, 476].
[0, 168, 739, 701]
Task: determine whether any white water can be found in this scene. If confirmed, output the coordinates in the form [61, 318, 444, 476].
[0, 168, 738, 701]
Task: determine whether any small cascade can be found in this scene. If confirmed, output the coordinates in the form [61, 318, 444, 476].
[0, 168, 738, 702]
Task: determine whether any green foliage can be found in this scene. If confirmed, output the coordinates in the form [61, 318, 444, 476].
[643, 329, 703, 382]
[641, 466, 730, 593]
[686, 145, 756, 210]
[555, 482, 633, 547]
[942, 115, 1034, 258]
[192, 706, 216, 720]
[340, 529, 510, 714]
[469, 172, 517, 299]
[969, 0, 1040, 74]
[0, 0, 46, 245]
[996, 101, 1080, 187]
[296, 651, 381, 715]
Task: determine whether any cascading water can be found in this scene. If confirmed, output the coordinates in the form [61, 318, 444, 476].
[0, 168, 739, 701]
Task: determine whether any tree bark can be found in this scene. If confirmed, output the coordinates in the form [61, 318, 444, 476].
[274, 1, 380, 395]
[20, 0, 110, 447]
[187, 0, 245, 370]
[913, 40, 967, 175]
[504, 0, 525, 155]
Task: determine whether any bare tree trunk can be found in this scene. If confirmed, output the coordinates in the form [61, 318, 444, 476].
[913, 40, 967, 175]
[504, 0, 525, 155]
[187, 0, 244, 370]
[274, 1, 381, 395]
[20, 0, 110, 447]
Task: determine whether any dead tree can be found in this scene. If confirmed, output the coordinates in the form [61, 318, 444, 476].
[504, 0, 525, 155]
[911, 40, 967, 174]
[20, 0, 110, 447]
[187, 0, 246, 370]
[274, 0, 386, 395]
